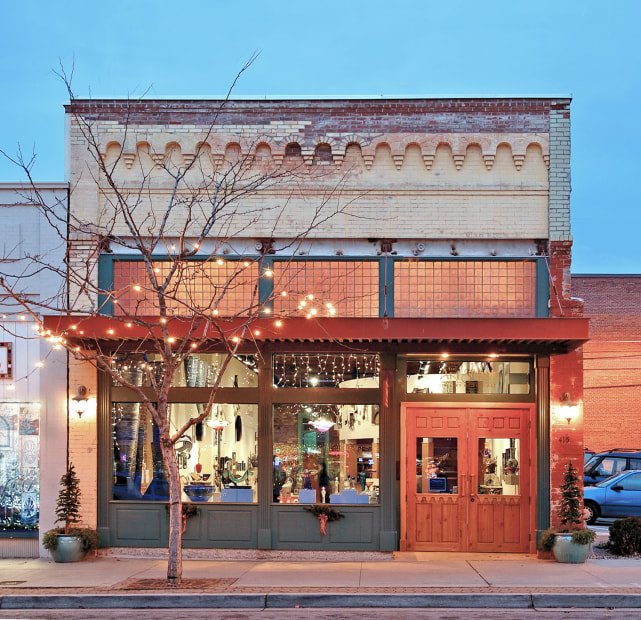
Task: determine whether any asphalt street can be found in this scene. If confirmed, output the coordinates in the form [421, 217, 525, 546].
[2, 608, 641, 619]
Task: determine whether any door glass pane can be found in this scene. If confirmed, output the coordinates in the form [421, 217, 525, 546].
[478, 438, 520, 495]
[417, 437, 458, 494]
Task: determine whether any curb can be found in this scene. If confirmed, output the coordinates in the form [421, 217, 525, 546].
[0, 594, 265, 610]
[2, 592, 641, 610]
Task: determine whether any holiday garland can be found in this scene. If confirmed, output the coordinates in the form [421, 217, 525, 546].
[303, 504, 344, 535]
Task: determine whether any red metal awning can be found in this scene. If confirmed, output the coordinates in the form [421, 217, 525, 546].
[43, 315, 589, 355]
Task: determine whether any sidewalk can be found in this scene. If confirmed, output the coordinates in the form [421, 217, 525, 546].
[1, 551, 641, 610]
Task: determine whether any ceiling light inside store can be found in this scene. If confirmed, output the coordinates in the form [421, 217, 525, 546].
[310, 418, 335, 432]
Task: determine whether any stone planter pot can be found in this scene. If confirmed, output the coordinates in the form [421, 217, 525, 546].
[50, 535, 87, 563]
[552, 533, 590, 563]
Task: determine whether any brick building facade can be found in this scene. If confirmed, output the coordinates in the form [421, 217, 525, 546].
[572, 275, 641, 452]
[39, 96, 588, 554]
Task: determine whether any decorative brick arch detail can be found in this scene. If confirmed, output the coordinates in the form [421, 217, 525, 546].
[337, 134, 369, 152]
[98, 131, 551, 178]
[101, 141, 125, 167]
[314, 135, 338, 149]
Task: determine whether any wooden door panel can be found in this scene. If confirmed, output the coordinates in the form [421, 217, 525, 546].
[471, 497, 526, 550]
[469, 406, 530, 553]
[406, 407, 466, 552]
[414, 496, 460, 546]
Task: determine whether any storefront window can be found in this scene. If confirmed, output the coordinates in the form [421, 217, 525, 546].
[0, 403, 39, 531]
[406, 359, 531, 395]
[394, 260, 537, 318]
[478, 438, 520, 495]
[417, 437, 458, 494]
[272, 260, 380, 318]
[112, 403, 258, 503]
[273, 404, 380, 504]
[113, 260, 260, 317]
[273, 353, 379, 388]
[112, 353, 258, 388]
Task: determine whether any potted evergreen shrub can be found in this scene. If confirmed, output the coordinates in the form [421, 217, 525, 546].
[42, 464, 100, 562]
[538, 461, 596, 563]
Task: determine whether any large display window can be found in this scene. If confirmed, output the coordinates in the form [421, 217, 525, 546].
[111, 352, 258, 503]
[273, 403, 380, 505]
[112, 402, 258, 503]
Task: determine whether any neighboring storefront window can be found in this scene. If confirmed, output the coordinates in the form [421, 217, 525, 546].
[273, 403, 380, 504]
[0, 403, 39, 531]
[406, 359, 531, 395]
[273, 353, 379, 388]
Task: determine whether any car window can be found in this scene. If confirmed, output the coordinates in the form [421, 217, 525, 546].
[616, 473, 641, 491]
[593, 457, 627, 477]
[585, 456, 599, 471]
[629, 459, 641, 471]
[596, 474, 621, 487]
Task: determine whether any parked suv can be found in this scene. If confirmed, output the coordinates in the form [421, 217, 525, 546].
[584, 449, 641, 486]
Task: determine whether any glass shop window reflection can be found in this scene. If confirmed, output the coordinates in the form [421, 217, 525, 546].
[273, 404, 380, 505]
[112, 403, 258, 503]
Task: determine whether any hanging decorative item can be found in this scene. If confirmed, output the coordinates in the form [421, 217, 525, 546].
[303, 504, 344, 535]
[235, 415, 243, 442]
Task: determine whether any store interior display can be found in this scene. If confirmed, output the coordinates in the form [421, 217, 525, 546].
[112, 353, 258, 503]
[273, 403, 380, 504]
[406, 360, 531, 395]
[416, 436, 520, 496]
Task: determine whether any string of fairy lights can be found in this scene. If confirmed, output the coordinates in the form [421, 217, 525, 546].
[108, 259, 341, 320]
[273, 353, 379, 388]
[0, 314, 61, 392]
[2, 256, 361, 399]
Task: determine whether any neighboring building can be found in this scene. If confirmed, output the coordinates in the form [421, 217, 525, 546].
[572, 275, 641, 452]
[0, 183, 68, 557]
[42, 97, 588, 555]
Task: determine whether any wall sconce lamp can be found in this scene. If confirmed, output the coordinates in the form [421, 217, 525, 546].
[72, 385, 89, 417]
[560, 392, 579, 425]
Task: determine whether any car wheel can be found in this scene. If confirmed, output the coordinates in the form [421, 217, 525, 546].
[584, 501, 599, 525]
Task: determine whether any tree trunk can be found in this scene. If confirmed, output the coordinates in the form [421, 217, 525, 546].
[162, 441, 183, 585]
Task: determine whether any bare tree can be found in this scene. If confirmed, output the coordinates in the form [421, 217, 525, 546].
[0, 62, 361, 584]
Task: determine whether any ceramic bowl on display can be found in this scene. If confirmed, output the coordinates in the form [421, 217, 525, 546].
[184, 484, 215, 502]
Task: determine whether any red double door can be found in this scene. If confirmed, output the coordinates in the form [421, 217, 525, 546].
[402, 404, 535, 553]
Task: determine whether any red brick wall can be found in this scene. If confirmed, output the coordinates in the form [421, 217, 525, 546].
[572, 275, 641, 453]
[66, 98, 552, 134]
[549, 242, 585, 526]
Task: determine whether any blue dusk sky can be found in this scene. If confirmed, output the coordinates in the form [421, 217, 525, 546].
[0, 0, 638, 274]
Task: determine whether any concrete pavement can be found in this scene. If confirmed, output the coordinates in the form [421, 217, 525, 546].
[0, 551, 641, 610]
